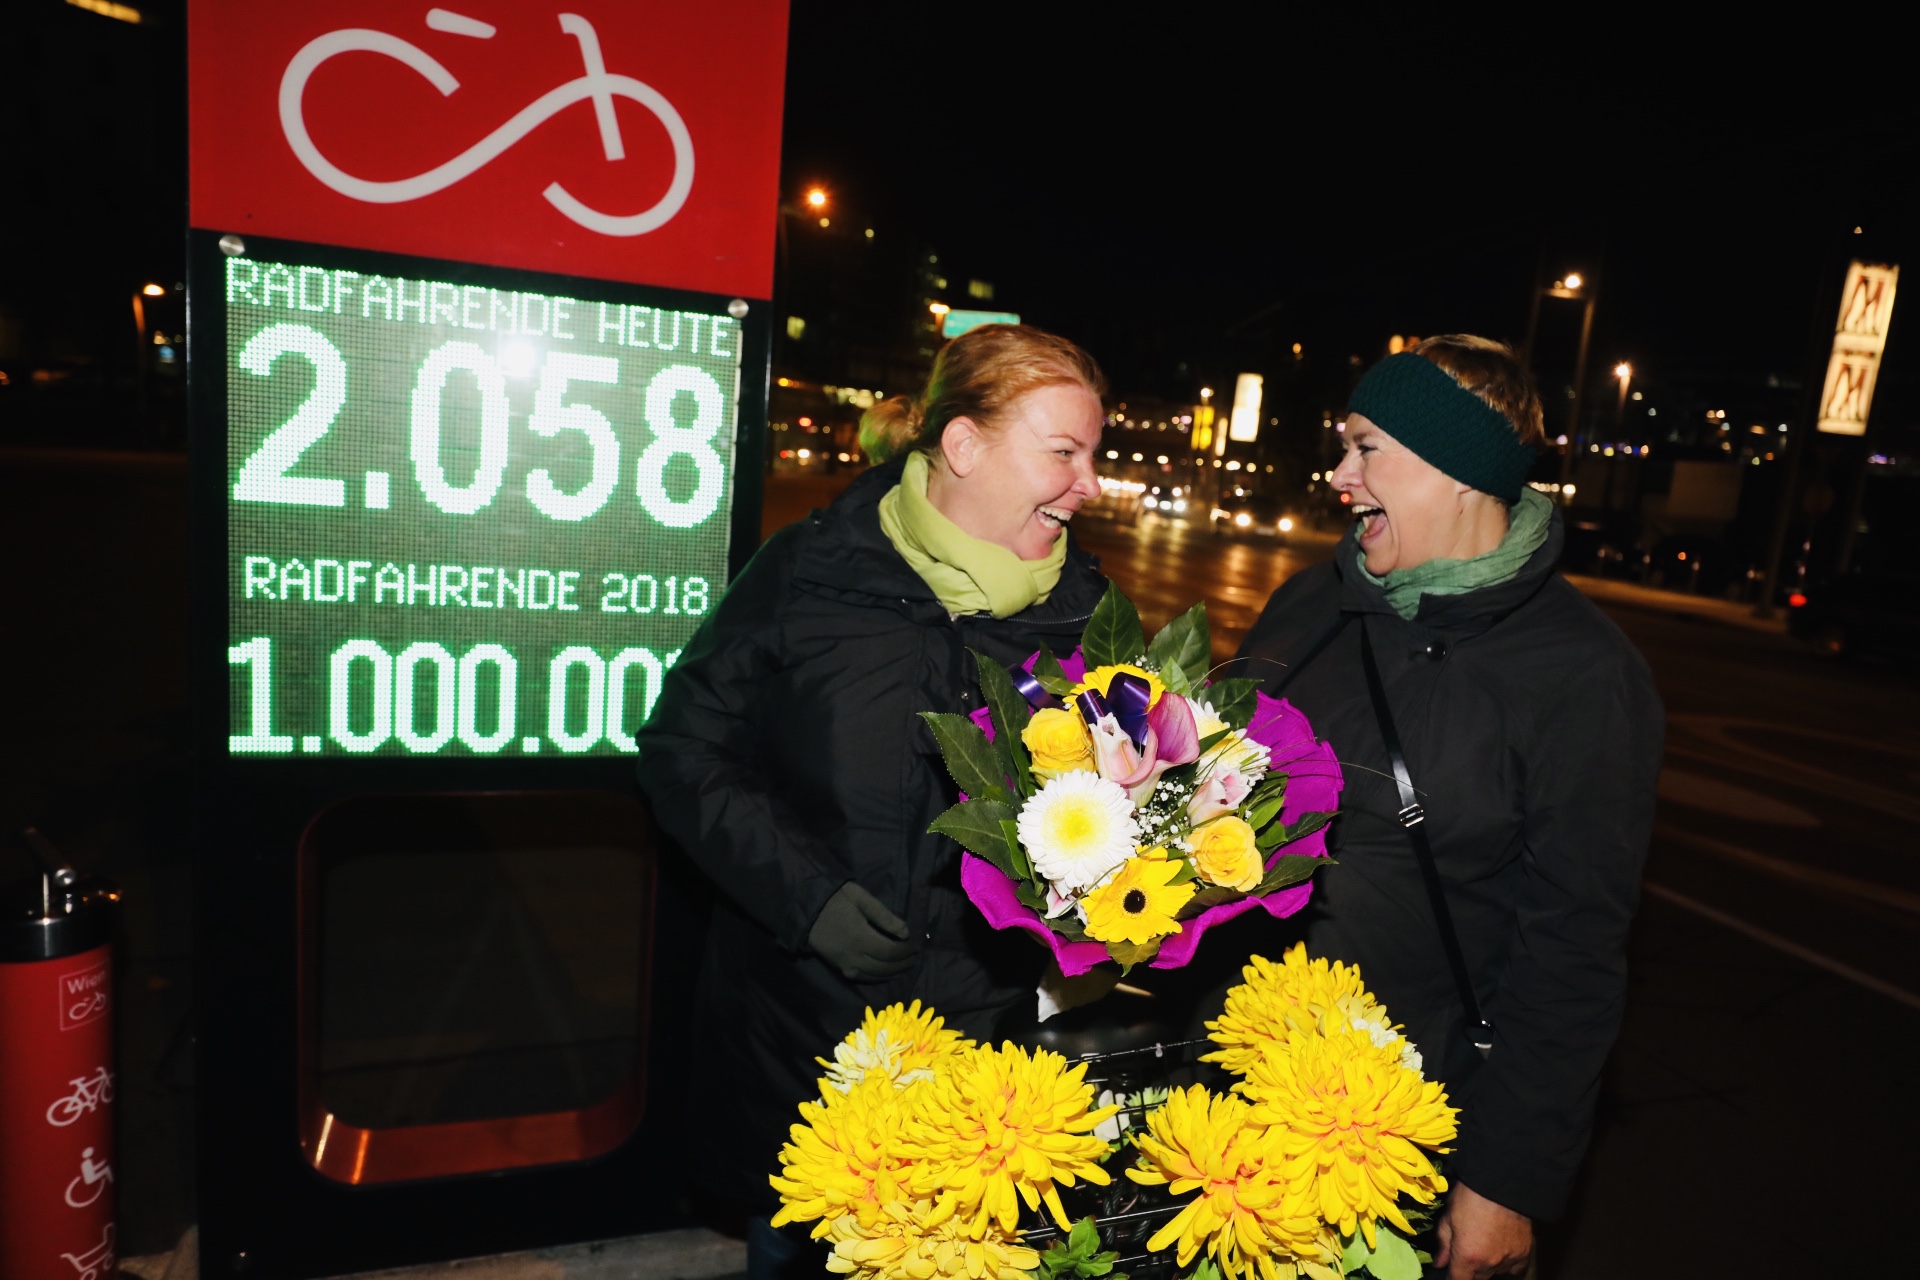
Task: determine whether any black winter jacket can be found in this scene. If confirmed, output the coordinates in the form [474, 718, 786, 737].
[1235, 511, 1662, 1222]
[635, 460, 1108, 1209]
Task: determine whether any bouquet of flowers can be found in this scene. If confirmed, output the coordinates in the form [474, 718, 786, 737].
[1129, 944, 1460, 1280]
[771, 949, 1459, 1280]
[770, 1001, 1119, 1280]
[922, 584, 1341, 971]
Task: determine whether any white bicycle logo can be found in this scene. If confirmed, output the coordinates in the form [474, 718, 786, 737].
[279, 8, 694, 237]
[46, 1066, 115, 1127]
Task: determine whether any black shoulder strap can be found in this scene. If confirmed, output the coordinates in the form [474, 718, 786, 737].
[1357, 618, 1495, 1056]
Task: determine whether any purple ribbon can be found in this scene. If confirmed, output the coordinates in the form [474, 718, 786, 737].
[1074, 688, 1110, 728]
[1008, 664, 1064, 710]
[1106, 672, 1153, 749]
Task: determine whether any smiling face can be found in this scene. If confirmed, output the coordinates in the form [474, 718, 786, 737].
[1331, 413, 1509, 573]
[926, 381, 1105, 559]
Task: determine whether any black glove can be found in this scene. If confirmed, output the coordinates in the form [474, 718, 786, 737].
[808, 882, 918, 981]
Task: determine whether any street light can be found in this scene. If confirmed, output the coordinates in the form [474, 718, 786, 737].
[805, 188, 827, 209]
[1613, 362, 1633, 427]
[1563, 272, 1584, 291]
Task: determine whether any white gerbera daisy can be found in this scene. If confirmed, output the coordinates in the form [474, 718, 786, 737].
[1018, 770, 1139, 895]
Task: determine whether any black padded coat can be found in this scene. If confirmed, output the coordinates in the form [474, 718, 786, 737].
[1234, 510, 1662, 1222]
[635, 460, 1108, 1209]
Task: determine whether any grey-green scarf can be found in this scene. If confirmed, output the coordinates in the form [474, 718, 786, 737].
[1359, 488, 1553, 620]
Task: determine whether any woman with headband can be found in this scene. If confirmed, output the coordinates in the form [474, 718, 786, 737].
[1236, 337, 1663, 1279]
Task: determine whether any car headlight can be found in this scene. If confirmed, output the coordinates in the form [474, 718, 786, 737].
[1234, 512, 1252, 528]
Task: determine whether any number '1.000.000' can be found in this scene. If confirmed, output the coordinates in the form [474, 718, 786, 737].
[228, 636, 679, 757]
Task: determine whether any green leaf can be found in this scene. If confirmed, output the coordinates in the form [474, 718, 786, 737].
[974, 652, 1036, 797]
[1245, 794, 1285, 833]
[1258, 808, 1335, 852]
[1033, 1218, 1121, 1280]
[1016, 880, 1049, 913]
[1105, 936, 1160, 967]
[1165, 857, 1200, 885]
[1252, 853, 1333, 895]
[919, 713, 1010, 803]
[1184, 883, 1246, 912]
[1207, 677, 1260, 730]
[1195, 728, 1231, 755]
[928, 799, 1018, 872]
[1243, 771, 1288, 808]
[1159, 659, 1195, 697]
[1339, 1230, 1372, 1275]
[999, 817, 1032, 881]
[1190, 1257, 1222, 1280]
[1362, 1228, 1421, 1280]
[1081, 582, 1146, 670]
[1032, 644, 1078, 696]
[1148, 601, 1212, 690]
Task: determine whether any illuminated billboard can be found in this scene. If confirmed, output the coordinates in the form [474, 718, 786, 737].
[223, 250, 746, 759]
[1816, 260, 1900, 436]
[1229, 373, 1264, 443]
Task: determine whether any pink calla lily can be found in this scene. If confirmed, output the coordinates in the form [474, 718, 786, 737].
[1147, 693, 1200, 766]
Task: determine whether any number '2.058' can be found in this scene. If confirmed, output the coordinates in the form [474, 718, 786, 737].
[231, 323, 728, 529]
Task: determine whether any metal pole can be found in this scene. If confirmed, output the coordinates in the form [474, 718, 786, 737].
[1560, 291, 1596, 486]
[1755, 235, 1849, 618]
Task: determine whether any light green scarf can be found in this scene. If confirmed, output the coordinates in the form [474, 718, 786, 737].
[1360, 488, 1553, 620]
[877, 451, 1067, 618]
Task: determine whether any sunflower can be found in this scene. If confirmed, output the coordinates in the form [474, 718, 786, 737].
[1126, 1084, 1337, 1280]
[824, 1198, 1040, 1280]
[1082, 857, 1196, 946]
[771, 1074, 921, 1238]
[1202, 943, 1397, 1077]
[1018, 771, 1139, 895]
[1241, 1029, 1458, 1245]
[819, 1001, 974, 1096]
[902, 1042, 1120, 1237]
[1073, 663, 1165, 706]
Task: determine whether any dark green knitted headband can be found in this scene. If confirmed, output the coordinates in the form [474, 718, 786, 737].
[1347, 353, 1537, 503]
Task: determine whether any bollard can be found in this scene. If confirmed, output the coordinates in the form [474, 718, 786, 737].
[0, 830, 120, 1280]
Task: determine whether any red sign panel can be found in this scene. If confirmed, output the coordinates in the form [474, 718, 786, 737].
[190, 1, 788, 298]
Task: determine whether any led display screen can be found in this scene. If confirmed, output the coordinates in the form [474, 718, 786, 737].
[224, 253, 744, 758]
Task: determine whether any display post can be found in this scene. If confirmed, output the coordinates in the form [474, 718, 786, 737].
[188, 4, 786, 1274]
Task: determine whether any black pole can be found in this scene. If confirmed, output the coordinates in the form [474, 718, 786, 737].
[1755, 230, 1853, 618]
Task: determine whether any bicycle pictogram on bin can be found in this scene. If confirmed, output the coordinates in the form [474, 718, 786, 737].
[45, 1066, 115, 1127]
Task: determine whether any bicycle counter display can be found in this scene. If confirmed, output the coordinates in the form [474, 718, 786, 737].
[222, 251, 746, 760]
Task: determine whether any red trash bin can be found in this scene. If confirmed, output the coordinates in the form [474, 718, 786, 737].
[1, 832, 119, 1280]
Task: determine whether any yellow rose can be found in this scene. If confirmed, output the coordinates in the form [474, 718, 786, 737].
[1022, 707, 1095, 778]
[1188, 816, 1263, 892]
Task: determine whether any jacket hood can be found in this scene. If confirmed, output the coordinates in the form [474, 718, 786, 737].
[787, 458, 1106, 625]
[1333, 502, 1566, 639]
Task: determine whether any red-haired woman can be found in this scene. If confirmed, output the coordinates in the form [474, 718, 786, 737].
[637, 325, 1110, 1279]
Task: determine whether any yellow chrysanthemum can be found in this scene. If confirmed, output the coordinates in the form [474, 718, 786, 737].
[902, 1043, 1120, 1238]
[820, 1001, 974, 1096]
[1072, 663, 1165, 706]
[772, 1074, 921, 1238]
[824, 1198, 1040, 1280]
[1202, 943, 1396, 1077]
[1126, 1085, 1337, 1280]
[1082, 856, 1196, 946]
[1241, 1030, 1458, 1244]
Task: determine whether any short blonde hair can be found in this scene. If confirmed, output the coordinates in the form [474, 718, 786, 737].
[859, 324, 1107, 464]
[1413, 334, 1546, 447]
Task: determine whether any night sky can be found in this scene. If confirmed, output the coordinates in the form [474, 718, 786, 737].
[781, 5, 1916, 413]
[4, 2, 1914, 432]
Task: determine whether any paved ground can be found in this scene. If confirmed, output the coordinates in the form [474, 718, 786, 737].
[7, 458, 1917, 1276]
